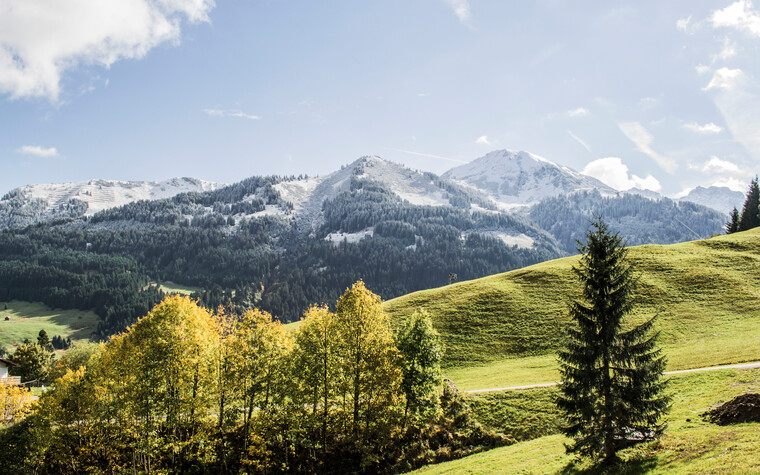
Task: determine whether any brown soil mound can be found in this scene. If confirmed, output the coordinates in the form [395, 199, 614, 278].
[703, 393, 760, 425]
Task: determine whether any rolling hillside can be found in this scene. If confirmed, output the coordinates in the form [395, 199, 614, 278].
[385, 228, 760, 380]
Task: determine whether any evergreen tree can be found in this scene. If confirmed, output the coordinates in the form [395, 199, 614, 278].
[738, 177, 760, 231]
[556, 217, 669, 463]
[726, 207, 740, 234]
[396, 309, 443, 426]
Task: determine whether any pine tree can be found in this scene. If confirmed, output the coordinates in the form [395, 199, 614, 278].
[556, 217, 669, 463]
[726, 207, 740, 234]
[738, 177, 760, 231]
[396, 309, 443, 427]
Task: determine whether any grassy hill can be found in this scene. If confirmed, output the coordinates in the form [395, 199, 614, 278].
[385, 228, 760, 389]
[0, 300, 99, 351]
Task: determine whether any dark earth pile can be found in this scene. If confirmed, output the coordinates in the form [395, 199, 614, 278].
[703, 393, 760, 425]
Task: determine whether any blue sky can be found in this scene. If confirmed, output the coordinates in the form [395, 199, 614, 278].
[1, 0, 759, 197]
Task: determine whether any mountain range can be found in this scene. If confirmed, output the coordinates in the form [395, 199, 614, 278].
[0, 149, 732, 333]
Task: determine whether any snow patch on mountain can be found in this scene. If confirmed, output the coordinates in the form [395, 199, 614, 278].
[324, 228, 374, 246]
[5, 177, 223, 217]
[469, 230, 535, 249]
[442, 149, 617, 207]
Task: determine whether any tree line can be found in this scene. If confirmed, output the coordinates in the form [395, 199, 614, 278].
[1, 284, 509, 473]
[726, 177, 760, 234]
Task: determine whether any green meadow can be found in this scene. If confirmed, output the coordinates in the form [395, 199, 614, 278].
[415, 368, 760, 474]
[386, 228, 760, 390]
[0, 300, 98, 351]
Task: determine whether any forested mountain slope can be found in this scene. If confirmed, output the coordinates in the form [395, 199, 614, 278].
[0, 154, 727, 340]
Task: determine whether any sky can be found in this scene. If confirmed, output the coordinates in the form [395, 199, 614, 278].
[1, 0, 760, 198]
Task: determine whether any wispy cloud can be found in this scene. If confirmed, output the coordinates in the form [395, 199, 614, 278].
[441, 0, 474, 28]
[683, 122, 724, 134]
[387, 147, 468, 164]
[582, 157, 661, 192]
[0, 0, 214, 101]
[17, 145, 59, 158]
[676, 15, 693, 32]
[568, 131, 593, 155]
[617, 121, 677, 173]
[475, 135, 491, 145]
[204, 109, 261, 120]
[567, 107, 589, 118]
[703, 67, 744, 91]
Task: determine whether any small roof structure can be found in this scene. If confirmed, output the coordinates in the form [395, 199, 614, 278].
[0, 358, 19, 367]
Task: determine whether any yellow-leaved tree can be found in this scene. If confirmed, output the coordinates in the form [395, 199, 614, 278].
[334, 280, 402, 461]
[291, 304, 340, 458]
[226, 307, 292, 468]
[98, 295, 221, 472]
[0, 382, 34, 427]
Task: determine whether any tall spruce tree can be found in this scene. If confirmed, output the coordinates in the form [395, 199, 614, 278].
[556, 217, 669, 463]
[726, 207, 740, 234]
[738, 177, 760, 231]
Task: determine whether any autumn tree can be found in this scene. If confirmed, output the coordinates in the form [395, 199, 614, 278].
[557, 218, 669, 464]
[291, 304, 340, 460]
[334, 280, 402, 464]
[98, 295, 221, 471]
[226, 307, 292, 461]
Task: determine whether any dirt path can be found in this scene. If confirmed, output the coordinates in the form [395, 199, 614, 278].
[465, 361, 760, 394]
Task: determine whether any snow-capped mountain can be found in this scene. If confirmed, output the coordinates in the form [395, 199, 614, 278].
[676, 186, 744, 215]
[275, 156, 495, 232]
[0, 177, 223, 227]
[442, 150, 617, 208]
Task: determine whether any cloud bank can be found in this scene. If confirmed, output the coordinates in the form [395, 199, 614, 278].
[0, 0, 215, 101]
[582, 157, 661, 192]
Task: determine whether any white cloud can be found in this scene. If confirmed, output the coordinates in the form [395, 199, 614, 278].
[703, 67, 744, 91]
[696, 64, 711, 75]
[204, 109, 260, 120]
[711, 0, 760, 36]
[17, 145, 59, 157]
[582, 157, 662, 192]
[710, 177, 749, 191]
[441, 0, 473, 28]
[0, 0, 214, 101]
[690, 156, 745, 175]
[475, 135, 491, 145]
[566, 107, 589, 117]
[617, 121, 678, 173]
[683, 122, 724, 134]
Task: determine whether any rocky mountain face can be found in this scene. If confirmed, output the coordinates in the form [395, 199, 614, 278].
[676, 186, 744, 215]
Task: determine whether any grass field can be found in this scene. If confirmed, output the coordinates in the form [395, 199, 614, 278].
[0, 300, 99, 351]
[386, 228, 760, 390]
[151, 281, 202, 296]
[417, 368, 760, 474]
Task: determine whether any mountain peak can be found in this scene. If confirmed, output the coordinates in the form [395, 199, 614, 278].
[442, 149, 616, 207]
